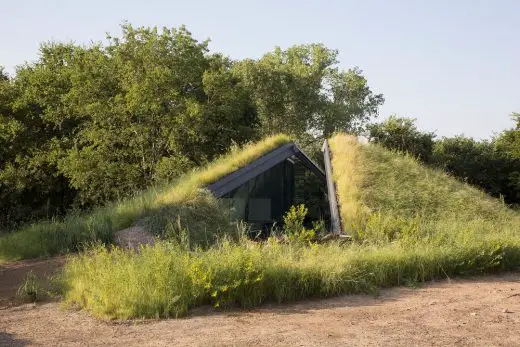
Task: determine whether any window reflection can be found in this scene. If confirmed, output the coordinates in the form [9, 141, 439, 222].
[221, 156, 329, 234]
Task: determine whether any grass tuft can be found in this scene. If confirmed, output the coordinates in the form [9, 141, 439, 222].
[17, 271, 43, 303]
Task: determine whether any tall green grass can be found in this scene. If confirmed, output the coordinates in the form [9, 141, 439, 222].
[61, 134, 520, 320]
[62, 236, 520, 320]
[0, 134, 292, 263]
[328, 133, 520, 242]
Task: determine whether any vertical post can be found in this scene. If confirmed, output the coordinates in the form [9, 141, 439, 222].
[322, 140, 342, 235]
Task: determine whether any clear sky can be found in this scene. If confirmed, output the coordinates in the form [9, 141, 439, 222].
[1, 0, 519, 139]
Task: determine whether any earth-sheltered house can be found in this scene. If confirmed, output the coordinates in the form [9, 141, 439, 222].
[205, 141, 342, 236]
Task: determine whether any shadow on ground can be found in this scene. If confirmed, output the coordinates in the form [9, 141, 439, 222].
[0, 332, 30, 347]
[187, 272, 520, 318]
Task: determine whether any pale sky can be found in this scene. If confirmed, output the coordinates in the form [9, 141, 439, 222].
[1, 0, 519, 139]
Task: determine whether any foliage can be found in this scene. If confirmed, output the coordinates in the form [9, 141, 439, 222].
[0, 134, 291, 262]
[492, 113, 520, 203]
[283, 205, 307, 236]
[367, 115, 520, 206]
[17, 271, 43, 302]
[367, 115, 436, 162]
[234, 45, 384, 139]
[0, 25, 382, 230]
[432, 136, 517, 203]
[282, 204, 319, 243]
[495, 113, 520, 157]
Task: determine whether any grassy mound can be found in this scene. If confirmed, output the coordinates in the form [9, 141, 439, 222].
[60, 133, 520, 320]
[0, 134, 292, 263]
[328, 133, 520, 244]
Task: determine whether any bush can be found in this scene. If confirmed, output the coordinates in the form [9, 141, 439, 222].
[432, 136, 520, 204]
[282, 204, 324, 243]
[367, 115, 435, 162]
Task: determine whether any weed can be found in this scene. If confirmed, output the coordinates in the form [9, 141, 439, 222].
[17, 271, 42, 303]
[283, 205, 323, 243]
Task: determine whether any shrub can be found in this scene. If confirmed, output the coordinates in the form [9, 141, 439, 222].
[367, 115, 435, 163]
[282, 204, 325, 243]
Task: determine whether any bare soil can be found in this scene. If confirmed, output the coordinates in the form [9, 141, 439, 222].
[0, 258, 519, 347]
[114, 226, 155, 250]
[0, 257, 65, 308]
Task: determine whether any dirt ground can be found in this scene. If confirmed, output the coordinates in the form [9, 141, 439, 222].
[114, 226, 155, 251]
[0, 259, 519, 347]
[0, 257, 66, 308]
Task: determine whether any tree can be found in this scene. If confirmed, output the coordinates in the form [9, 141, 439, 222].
[494, 113, 520, 158]
[0, 58, 78, 228]
[320, 67, 384, 137]
[233, 44, 384, 140]
[57, 25, 259, 204]
[367, 116, 435, 162]
[1, 24, 261, 215]
[432, 136, 517, 203]
[493, 113, 520, 203]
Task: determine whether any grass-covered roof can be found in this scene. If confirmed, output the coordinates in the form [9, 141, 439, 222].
[328, 133, 520, 243]
[0, 134, 292, 263]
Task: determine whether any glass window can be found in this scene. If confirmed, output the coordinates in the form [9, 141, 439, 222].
[221, 157, 329, 233]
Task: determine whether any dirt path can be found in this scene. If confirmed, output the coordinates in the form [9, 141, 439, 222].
[0, 270, 519, 347]
[0, 257, 65, 308]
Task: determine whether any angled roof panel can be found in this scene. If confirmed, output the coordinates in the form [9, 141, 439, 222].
[207, 143, 325, 197]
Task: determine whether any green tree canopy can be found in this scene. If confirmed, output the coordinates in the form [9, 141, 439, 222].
[0, 24, 384, 229]
[367, 115, 435, 162]
[233, 44, 384, 139]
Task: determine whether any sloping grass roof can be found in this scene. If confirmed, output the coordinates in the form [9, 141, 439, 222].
[0, 134, 292, 263]
[328, 133, 520, 242]
[157, 134, 292, 204]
